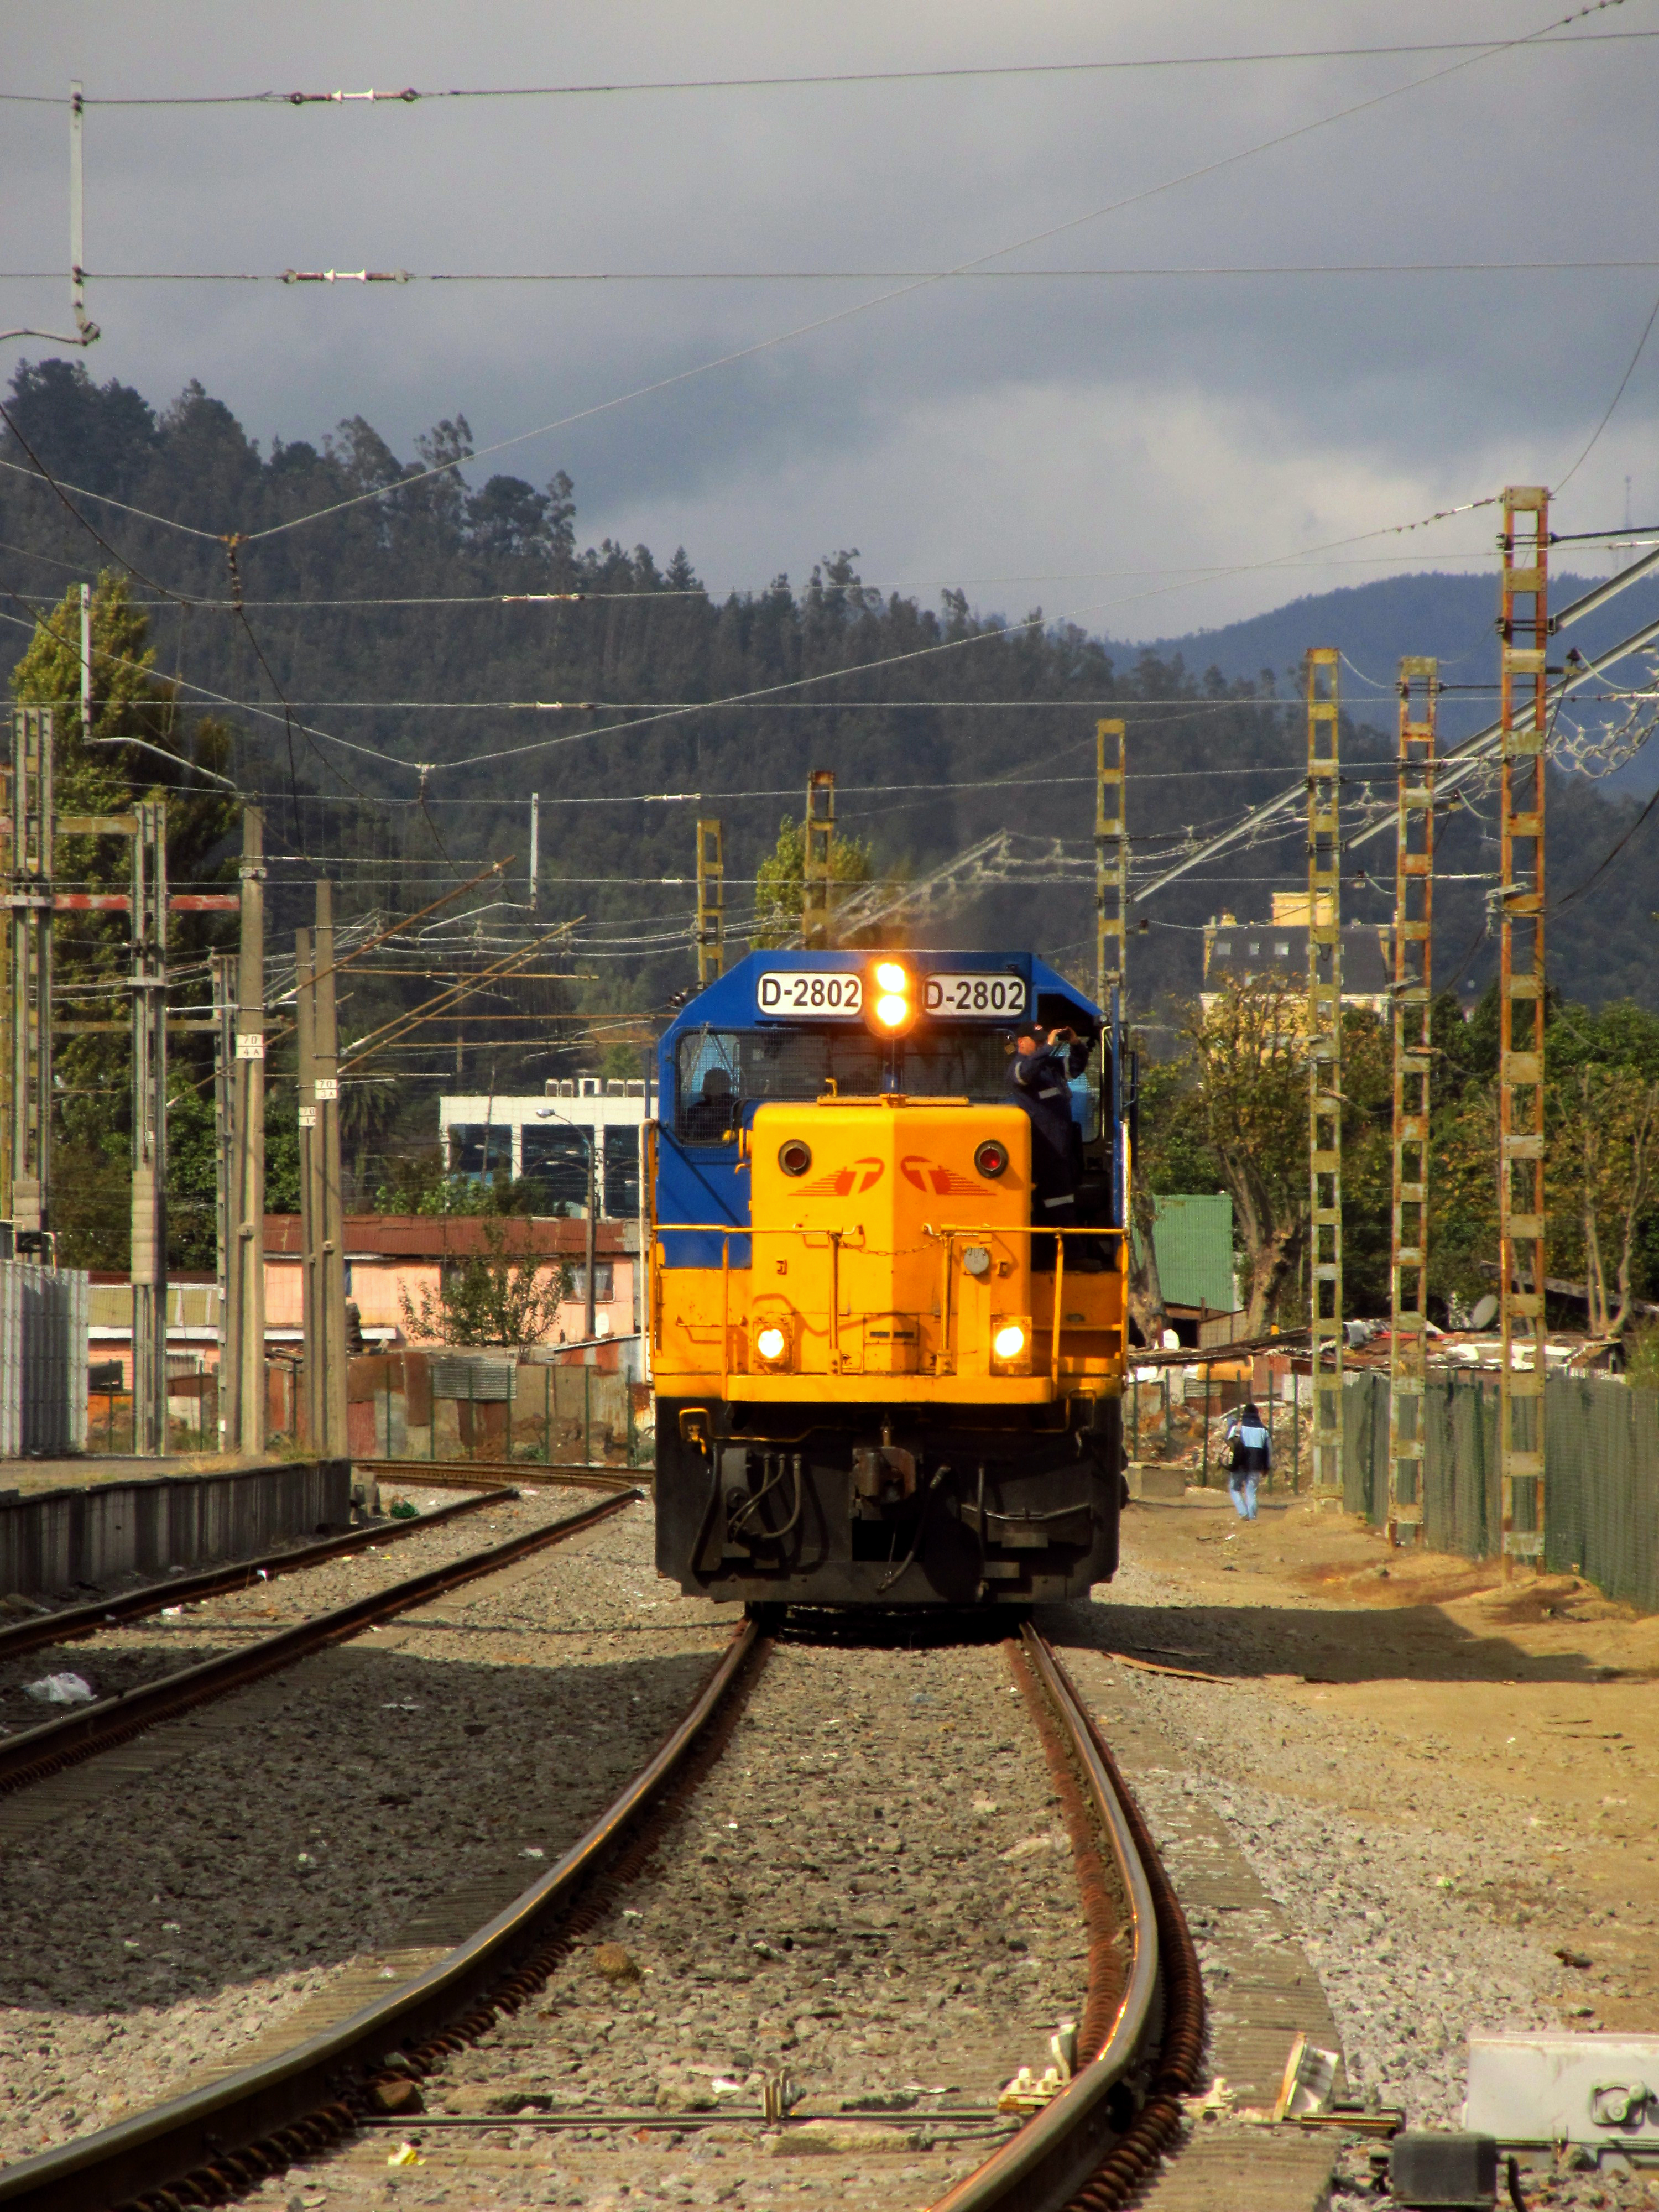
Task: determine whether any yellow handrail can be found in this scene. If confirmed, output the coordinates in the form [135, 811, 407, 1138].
[654, 1220, 1125, 1242]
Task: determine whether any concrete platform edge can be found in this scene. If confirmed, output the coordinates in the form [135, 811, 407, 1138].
[0, 1459, 351, 1596]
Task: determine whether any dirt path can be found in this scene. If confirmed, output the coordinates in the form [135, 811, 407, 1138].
[1100, 1491, 1659, 2022]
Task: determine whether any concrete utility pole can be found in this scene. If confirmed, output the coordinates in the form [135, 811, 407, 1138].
[584, 1133, 598, 1342]
[296, 926, 320, 1448]
[131, 799, 168, 1454]
[8, 707, 54, 1248]
[1305, 649, 1344, 1495]
[1387, 659, 1438, 1548]
[1498, 488, 1550, 1576]
[213, 811, 268, 1457]
[232, 808, 266, 1454]
[314, 881, 348, 1459]
[212, 948, 235, 1448]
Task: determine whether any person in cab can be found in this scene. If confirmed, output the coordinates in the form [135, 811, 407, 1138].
[1009, 1024, 1092, 1267]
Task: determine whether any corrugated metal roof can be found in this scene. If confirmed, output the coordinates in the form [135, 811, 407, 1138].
[1133, 1193, 1234, 1313]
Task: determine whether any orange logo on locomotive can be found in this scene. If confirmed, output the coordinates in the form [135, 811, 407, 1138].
[800, 1156, 885, 1196]
[899, 1155, 982, 1196]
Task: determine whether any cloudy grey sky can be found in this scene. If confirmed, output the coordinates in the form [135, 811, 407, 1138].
[4, 2, 1657, 635]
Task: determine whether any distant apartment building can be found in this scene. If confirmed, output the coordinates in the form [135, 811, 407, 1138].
[441, 1076, 648, 1218]
[1201, 891, 1393, 1016]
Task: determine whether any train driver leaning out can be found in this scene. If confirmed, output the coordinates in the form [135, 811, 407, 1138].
[1008, 1024, 1104, 1271]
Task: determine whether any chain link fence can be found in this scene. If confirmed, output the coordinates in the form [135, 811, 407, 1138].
[1342, 1368, 1659, 1610]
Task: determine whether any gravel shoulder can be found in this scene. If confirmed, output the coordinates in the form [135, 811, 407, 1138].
[0, 1488, 729, 2170]
[1047, 1490, 1659, 2141]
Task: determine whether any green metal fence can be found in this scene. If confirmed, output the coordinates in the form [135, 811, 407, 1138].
[1342, 1368, 1659, 1610]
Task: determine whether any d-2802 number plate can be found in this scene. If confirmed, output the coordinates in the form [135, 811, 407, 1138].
[922, 973, 1028, 1018]
[756, 970, 864, 1016]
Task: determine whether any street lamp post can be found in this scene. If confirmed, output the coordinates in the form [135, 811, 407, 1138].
[536, 1107, 597, 1339]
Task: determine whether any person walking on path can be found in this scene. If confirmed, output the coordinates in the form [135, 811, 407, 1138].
[1224, 1399, 1271, 1520]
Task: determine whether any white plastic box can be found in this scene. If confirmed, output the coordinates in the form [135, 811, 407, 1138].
[1465, 2033, 1659, 2149]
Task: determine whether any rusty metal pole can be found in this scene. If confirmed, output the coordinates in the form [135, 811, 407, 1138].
[696, 818, 725, 985]
[1095, 718, 1127, 1012]
[1498, 488, 1550, 1577]
[1387, 659, 1437, 1546]
[802, 770, 836, 949]
[1306, 649, 1344, 1495]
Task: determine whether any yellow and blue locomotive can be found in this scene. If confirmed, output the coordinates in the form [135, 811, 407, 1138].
[648, 950, 1129, 1606]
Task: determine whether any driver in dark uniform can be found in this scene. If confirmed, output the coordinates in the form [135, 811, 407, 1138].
[1009, 1025, 1090, 1269]
[684, 1065, 738, 1143]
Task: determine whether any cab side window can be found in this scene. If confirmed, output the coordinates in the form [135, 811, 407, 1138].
[676, 1031, 743, 1144]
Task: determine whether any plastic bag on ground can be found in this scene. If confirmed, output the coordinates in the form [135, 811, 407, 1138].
[23, 1671, 96, 1705]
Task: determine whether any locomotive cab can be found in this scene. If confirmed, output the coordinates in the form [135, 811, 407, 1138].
[650, 951, 1127, 1606]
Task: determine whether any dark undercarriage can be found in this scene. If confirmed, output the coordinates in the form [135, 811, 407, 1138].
[655, 1395, 1123, 1607]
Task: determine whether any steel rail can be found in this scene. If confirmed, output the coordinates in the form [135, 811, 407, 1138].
[0, 1612, 759, 2212]
[357, 1457, 644, 1494]
[927, 1627, 1158, 2212]
[0, 1488, 518, 1665]
[0, 1491, 639, 1799]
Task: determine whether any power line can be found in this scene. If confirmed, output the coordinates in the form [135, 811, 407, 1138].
[0, 452, 228, 546]
[229, 0, 1616, 554]
[1553, 283, 1659, 492]
[0, 544, 1541, 607]
[63, 693, 1320, 712]
[3, 26, 1644, 104]
[7, 258, 1657, 283]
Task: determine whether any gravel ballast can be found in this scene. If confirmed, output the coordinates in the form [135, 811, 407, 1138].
[230, 1627, 1100, 2211]
[0, 1487, 728, 2168]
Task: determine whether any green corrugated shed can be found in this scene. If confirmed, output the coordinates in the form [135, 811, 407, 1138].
[1133, 1193, 1235, 1313]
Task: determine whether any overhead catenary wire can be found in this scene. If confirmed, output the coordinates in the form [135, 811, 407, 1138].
[3, 24, 1643, 103]
[167, 0, 1611, 556]
[7, 258, 1658, 283]
[1553, 282, 1659, 492]
[0, 545, 1566, 602]
[1136, 541, 1659, 901]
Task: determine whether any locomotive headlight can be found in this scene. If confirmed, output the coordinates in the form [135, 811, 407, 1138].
[755, 1324, 789, 1364]
[993, 1322, 1027, 1361]
[868, 958, 916, 1035]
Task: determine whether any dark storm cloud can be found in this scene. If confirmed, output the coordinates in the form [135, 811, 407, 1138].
[3, 1, 1657, 629]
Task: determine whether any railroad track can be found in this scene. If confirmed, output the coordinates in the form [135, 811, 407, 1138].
[0, 1617, 1203, 2212]
[0, 1489, 640, 1800]
[0, 1485, 519, 1667]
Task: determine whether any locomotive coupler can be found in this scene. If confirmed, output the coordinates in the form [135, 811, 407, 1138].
[851, 1421, 920, 1516]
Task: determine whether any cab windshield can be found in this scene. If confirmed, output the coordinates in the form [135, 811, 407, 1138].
[674, 1026, 1098, 1142]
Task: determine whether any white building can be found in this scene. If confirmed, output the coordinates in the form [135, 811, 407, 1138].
[441, 1078, 649, 1218]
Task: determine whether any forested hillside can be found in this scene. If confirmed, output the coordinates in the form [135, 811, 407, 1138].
[3, 354, 1657, 1044]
